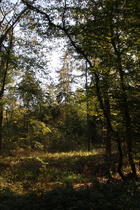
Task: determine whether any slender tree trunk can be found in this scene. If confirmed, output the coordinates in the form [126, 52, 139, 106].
[104, 96, 112, 178]
[94, 74, 125, 179]
[0, 102, 3, 149]
[123, 94, 137, 177]
[0, 28, 13, 150]
[115, 132, 126, 180]
[104, 96, 111, 157]
[111, 35, 137, 178]
[85, 62, 91, 151]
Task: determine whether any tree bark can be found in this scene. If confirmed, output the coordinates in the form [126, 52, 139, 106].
[0, 103, 3, 149]
[111, 34, 137, 179]
[115, 132, 126, 180]
[85, 62, 91, 151]
[0, 29, 13, 149]
[104, 96, 112, 157]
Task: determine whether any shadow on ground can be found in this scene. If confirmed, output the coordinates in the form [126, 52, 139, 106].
[0, 180, 139, 210]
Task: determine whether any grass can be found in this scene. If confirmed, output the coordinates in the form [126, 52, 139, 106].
[0, 150, 100, 193]
[0, 149, 140, 209]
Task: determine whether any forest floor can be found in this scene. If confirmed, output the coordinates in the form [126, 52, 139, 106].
[0, 148, 140, 210]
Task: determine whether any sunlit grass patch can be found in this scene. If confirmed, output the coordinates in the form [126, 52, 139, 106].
[41, 149, 100, 158]
[0, 148, 139, 197]
[0, 149, 102, 195]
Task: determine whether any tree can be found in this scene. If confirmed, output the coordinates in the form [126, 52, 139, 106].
[56, 51, 72, 104]
[0, 0, 28, 149]
[3, 0, 139, 178]
[16, 68, 44, 144]
[0, 28, 14, 148]
[18, 69, 43, 109]
[0, 0, 27, 51]
[1, 0, 140, 179]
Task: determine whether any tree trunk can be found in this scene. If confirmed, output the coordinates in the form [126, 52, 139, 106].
[85, 62, 91, 151]
[104, 96, 112, 157]
[115, 132, 126, 180]
[104, 96, 112, 178]
[0, 28, 14, 150]
[0, 103, 3, 149]
[124, 96, 137, 178]
[111, 35, 137, 179]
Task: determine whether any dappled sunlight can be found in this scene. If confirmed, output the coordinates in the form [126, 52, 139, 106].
[0, 0, 139, 208]
[0, 150, 140, 209]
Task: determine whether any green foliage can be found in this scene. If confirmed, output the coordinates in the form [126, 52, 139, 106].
[29, 119, 51, 136]
[1, 0, 140, 180]
[18, 69, 44, 109]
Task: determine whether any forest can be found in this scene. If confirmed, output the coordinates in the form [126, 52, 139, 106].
[0, 0, 140, 209]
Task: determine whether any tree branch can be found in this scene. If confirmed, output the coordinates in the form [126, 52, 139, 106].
[0, 7, 28, 50]
[21, 0, 114, 132]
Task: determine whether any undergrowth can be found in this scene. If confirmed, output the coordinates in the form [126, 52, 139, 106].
[0, 149, 139, 209]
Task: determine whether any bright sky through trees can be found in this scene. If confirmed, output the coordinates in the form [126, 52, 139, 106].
[4, 0, 84, 92]
[0, 0, 139, 183]
[6, 0, 82, 90]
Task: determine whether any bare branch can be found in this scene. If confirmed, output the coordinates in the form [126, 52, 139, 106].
[0, 7, 28, 50]
[62, 0, 67, 27]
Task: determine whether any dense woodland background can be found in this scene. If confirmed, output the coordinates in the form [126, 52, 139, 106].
[0, 1, 140, 207]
